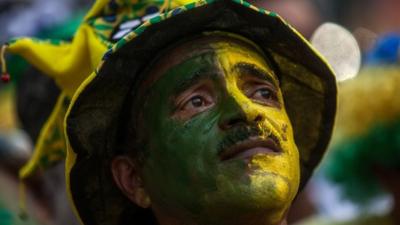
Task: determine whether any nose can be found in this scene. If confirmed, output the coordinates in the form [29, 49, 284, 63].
[218, 96, 263, 130]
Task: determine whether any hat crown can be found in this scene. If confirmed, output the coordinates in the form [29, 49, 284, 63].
[87, 0, 194, 44]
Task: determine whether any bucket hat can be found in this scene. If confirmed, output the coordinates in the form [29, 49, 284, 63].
[65, 0, 337, 225]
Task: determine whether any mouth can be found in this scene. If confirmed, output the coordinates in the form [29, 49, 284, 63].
[219, 136, 282, 161]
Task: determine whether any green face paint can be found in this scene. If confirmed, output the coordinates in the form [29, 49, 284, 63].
[136, 34, 300, 225]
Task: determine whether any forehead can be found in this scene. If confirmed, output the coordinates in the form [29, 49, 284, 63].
[142, 34, 272, 86]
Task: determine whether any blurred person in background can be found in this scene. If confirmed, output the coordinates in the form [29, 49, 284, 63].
[295, 34, 400, 225]
[0, 0, 91, 43]
[0, 84, 34, 225]
[0, 5, 85, 225]
[320, 0, 400, 34]
[250, 0, 322, 38]
[315, 0, 400, 54]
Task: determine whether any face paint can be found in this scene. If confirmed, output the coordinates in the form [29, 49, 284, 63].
[135, 34, 300, 225]
[210, 40, 300, 222]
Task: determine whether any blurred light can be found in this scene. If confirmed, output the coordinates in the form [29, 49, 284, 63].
[311, 22, 361, 82]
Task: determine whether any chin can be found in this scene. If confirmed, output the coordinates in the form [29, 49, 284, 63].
[198, 199, 290, 225]
[249, 170, 297, 202]
[199, 173, 296, 225]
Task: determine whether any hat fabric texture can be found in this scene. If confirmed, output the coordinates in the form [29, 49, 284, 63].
[65, 0, 337, 225]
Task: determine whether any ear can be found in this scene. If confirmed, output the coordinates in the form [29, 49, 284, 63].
[111, 156, 151, 208]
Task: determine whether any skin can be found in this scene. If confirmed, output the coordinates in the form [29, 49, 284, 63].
[112, 33, 300, 225]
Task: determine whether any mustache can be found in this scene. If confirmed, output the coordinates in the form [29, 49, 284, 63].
[217, 126, 280, 155]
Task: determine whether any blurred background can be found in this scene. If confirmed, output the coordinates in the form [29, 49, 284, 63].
[1, 0, 400, 225]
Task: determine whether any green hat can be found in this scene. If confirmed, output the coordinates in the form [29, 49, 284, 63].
[65, 0, 337, 225]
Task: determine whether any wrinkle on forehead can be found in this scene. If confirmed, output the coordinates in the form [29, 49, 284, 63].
[139, 33, 267, 92]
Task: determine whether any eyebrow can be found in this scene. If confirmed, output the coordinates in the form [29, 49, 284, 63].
[233, 62, 279, 88]
[171, 62, 279, 97]
[172, 68, 218, 97]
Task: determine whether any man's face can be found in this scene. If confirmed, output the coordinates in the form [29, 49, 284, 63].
[136, 34, 300, 224]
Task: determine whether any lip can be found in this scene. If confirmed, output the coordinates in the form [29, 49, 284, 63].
[219, 137, 282, 161]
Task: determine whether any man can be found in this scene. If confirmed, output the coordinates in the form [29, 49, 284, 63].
[114, 33, 300, 224]
[66, 1, 336, 225]
[63, 0, 337, 225]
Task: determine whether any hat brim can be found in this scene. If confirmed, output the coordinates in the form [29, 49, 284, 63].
[66, 1, 337, 225]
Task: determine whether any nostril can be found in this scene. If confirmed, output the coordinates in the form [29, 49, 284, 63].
[228, 118, 245, 127]
[220, 117, 246, 130]
[254, 115, 263, 122]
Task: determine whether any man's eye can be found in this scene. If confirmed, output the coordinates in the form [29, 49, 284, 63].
[248, 86, 279, 107]
[173, 82, 215, 120]
[184, 96, 206, 109]
[180, 94, 215, 113]
[254, 88, 272, 99]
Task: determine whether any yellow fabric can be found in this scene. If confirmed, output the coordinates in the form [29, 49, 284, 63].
[19, 93, 68, 179]
[4, 0, 193, 180]
[0, 88, 17, 131]
[2, 0, 199, 221]
[7, 23, 105, 179]
[5, 0, 195, 98]
[7, 25, 107, 97]
[333, 67, 400, 143]
[64, 71, 98, 225]
[84, 0, 109, 21]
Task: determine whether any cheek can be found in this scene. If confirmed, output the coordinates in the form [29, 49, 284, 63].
[141, 83, 221, 176]
[140, 110, 224, 205]
[145, 112, 219, 185]
[249, 107, 301, 201]
[162, 111, 222, 176]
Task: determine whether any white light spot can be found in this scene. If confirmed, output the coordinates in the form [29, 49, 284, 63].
[142, 12, 160, 22]
[311, 23, 361, 82]
[112, 29, 132, 40]
[119, 19, 141, 30]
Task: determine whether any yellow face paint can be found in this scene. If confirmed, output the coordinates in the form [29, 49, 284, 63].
[211, 37, 300, 222]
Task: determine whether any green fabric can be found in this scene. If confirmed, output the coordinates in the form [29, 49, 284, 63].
[0, 206, 12, 225]
[36, 12, 85, 40]
[7, 13, 84, 85]
[0, 201, 38, 225]
[323, 119, 400, 204]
